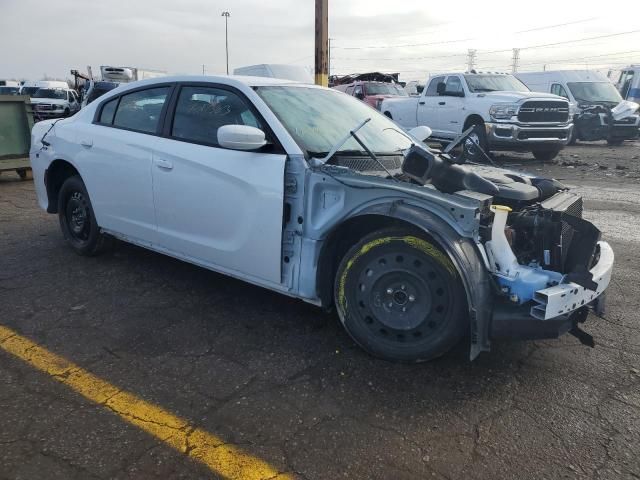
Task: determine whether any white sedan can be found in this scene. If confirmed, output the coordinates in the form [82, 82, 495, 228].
[29, 76, 613, 362]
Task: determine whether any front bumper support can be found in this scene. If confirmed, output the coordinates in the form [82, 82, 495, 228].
[531, 241, 614, 320]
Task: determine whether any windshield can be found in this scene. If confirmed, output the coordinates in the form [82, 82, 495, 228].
[33, 88, 67, 100]
[256, 86, 413, 157]
[20, 87, 39, 96]
[366, 83, 408, 96]
[0, 86, 19, 95]
[464, 75, 529, 93]
[567, 82, 622, 104]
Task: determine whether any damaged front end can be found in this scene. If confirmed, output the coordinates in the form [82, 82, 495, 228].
[573, 100, 640, 143]
[400, 142, 614, 352]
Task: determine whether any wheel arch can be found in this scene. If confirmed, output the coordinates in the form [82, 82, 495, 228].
[45, 159, 81, 213]
[463, 113, 485, 130]
[315, 202, 493, 360]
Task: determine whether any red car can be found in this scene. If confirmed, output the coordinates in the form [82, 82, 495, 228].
[333, 81, 408, 110]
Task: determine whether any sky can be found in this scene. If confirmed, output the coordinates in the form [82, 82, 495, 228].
[2, 0, 639, 82]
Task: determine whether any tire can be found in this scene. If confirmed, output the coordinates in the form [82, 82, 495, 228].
[532, 148, 561, 162]
[334, 228, 467, 362]
[16, 168, 29, 180]
[607, 138, 624, 146]
[462, 123, 487, 162]
[63, 108, 70, 117]
[57, 175, 112, 256]
[568, 129, 578, 145]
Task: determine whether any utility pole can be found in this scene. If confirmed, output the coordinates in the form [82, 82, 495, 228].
[315, 0, 328, 86]
[221, 11, 231, 75]
[466, 49, 477, 72]
[202, 64, 206, 75]
[511, 48, 520, 73]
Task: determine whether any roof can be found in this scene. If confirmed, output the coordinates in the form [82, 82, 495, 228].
[119, 75, 304, 88]
[516, 70, 611, 83]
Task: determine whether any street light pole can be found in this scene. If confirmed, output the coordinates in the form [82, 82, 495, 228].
[221, 11, 231, 75]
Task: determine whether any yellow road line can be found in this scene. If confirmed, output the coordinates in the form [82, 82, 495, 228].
[0, 325, 291, 480]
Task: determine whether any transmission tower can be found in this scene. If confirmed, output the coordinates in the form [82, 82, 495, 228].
[467, 49, 477, 72]
[511, 48, 521, 73]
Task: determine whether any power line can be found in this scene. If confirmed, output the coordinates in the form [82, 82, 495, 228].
[514, 17, 597, 34]
[332, 28, 640, 53]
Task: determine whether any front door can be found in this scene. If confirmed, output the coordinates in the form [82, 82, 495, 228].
[437, 76, 465, 137]
[152, 84, 286, 284]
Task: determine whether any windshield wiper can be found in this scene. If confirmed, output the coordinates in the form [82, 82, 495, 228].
[310, 118, 399, 182]
[310, 118, 371, 166]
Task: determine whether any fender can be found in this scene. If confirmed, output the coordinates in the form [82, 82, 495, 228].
[348, 201, 493, 360]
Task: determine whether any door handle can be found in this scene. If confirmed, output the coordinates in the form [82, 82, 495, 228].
[80, 139, 93, 147]
[418, 101, 425, 105]
[155, 158, 173, 170]
[438, 101, 446, 105]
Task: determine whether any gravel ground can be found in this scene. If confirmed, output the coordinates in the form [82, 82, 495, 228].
[0, 141, 639, 479]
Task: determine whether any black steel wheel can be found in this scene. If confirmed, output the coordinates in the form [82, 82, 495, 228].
[334, 228, 467, 362]
[58, 175, 112, 256]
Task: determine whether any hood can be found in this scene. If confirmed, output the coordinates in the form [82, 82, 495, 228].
[611, 100, 640, 121]
[475, 90, 566, 103]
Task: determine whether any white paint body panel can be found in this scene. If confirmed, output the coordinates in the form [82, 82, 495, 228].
[152, 137, 286, 283]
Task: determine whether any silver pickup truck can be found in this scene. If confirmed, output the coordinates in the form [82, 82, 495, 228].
[381, 72, 573, 162]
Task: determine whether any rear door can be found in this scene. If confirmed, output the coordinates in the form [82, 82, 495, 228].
[417, 76, 445, 136]
[151, 83, 286, 283]
[437, 75, 466, 137]
[73, 85, 173, 244]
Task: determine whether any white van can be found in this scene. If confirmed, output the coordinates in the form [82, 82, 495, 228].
[0, 80, 19, 87]
[616, 65, 640, 103]
[233, 64, 313, 83]
[516, 70, 639, 145]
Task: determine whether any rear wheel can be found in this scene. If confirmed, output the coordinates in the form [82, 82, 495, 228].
[334, 228, 466, 362]
[58, 175, 112, 256]
[607, 138, 624, 146]
[532, 148, 561, 162]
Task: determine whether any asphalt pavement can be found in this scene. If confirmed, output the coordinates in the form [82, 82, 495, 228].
[1, 142, 639, 479]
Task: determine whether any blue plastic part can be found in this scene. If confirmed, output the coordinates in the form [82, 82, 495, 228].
[496, 265, 564, 304]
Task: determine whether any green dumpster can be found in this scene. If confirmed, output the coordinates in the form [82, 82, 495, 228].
[0, 95, 34, 180]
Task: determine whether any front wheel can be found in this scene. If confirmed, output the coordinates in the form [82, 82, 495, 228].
[334, 228, 467, 362]
[58, 175, 112, 256]
[462, 124, 488, 162]
[532, 148, 561, 162]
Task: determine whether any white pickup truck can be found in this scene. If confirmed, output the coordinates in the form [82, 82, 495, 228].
[381, 72, 573, 161]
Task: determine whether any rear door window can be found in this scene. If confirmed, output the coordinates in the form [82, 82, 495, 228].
[112, 87, 170, 134]
[99, 98, 118, 124]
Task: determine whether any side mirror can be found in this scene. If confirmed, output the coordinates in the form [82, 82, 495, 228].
[355, 92, 365, 100]
[436, 82, 446, 95]
[408, 126, 432, 142]
[217, 124, 267, 151]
